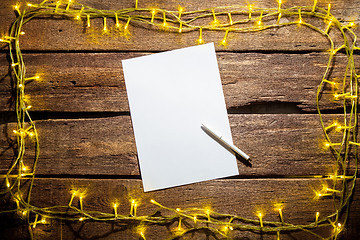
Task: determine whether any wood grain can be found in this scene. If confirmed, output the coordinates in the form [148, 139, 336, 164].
[0, 114, 354, 177]
[0, 52, 356, 112]
[1, 178, 359, 239]
[0, 0, 359, 52]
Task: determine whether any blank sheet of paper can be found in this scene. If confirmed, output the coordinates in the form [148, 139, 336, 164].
[122, 43, 239, 192]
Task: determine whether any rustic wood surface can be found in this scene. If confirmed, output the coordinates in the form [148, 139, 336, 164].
[0, 0, 359, 239]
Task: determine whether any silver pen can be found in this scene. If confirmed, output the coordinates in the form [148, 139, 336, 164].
[201, 123, 250, 161]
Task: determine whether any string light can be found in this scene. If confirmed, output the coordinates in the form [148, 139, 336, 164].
[346, 21, 356, 28]
[1, 2, 358, 239]
[315, 212, 319, 225]
[124, 17, 131, 30]
[25, 75, 40, 80]
[211, 9, 219, 26]
[196, 28, 204, 44]
[274, 203, 284, 223]
[5, 177, 10, 188]
[248, 4, 254, 19]
[227, 13, 233, 25]
[325, 17, 335, 34]
[220, 30, 229, 47]
[66, 0, 72, 11]
[130, 199, 138, 216]
[75, 6, 84, 20]
[256, 11, 263, 27]
[79, 194, 84, 210]
[113, 203, 118, 218]
[326, 4, 331, 18]
[103, 17, 107, 32]
[205, 208, 211, 221]
[68, 191, 77, 206]
[161, 11, 168, 30]
[55, 1, 61, 12]
[87, 14, 90, 27]
[256, 211, 264, 228]
[114, 13, 120, 28]
[312, 0, 317, 13]
[13, 4, 21, 15]
[33, 214, 39, 228]
[297, 8, 303, 24]
[150, 9, 157, 23]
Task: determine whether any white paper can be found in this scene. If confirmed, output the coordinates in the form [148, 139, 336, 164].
[122, 43, 239, 192]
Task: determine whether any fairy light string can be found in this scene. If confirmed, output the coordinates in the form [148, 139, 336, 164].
[0, 0, 358, 239]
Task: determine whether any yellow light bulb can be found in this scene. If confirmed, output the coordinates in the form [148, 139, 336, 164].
[256, 211, 264, 227]
[176, 208, 181, 212]
[22, 166, 27, 171]
[20, 31, 25, 35]
[41, 218, 46, 224]
[79, 217, 84, 221]
[348, 22, 356, 28]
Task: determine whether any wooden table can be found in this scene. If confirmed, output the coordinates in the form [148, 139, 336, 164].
[0, 0, 359, 239]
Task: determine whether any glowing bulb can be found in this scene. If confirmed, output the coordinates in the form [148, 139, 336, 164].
[27, 3, 33, 7]
[196, 28, 204, 44]
[227, 13, 233, 25]
[211, 9, 219, 26]
[79, 195, 84, 210]
[130, 199, 138, 216]
[87, 15, 91, 27]
[161, 12, 168, 30]
[69, 191, 77, 206]
[79, 217, 84, 221]
[41, 218, 47, 224]
[220, 30, 229, 47]
[176, 208, 181, 212]
[66, 0, 71, 11]
[20, 31, 25, 35]
[113, 203, 118, 218]
[256, 211, 264, 227]
[348, 22, 356, 28]
[124, 17, 131, 30]
[150, 9, 157, 23]
[248, 4, 254, 19]
[297, 8, 303, 24]
[312, 0, 318, 12]
[274, 204, 284, 223]
[193, 215, 197, 224]
[315, 211, 319, 224]
[103, 17, 107, 32]
[18, 84, 24, 88]
[22, 165, 28, 172]
[6, 178, 10, 188]
[178, 6, 184, 20]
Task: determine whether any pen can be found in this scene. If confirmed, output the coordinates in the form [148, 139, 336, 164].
[201, 123, 250, 161]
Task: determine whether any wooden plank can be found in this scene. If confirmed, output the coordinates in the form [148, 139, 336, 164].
[0, 52, 356, 112]
[1, 178, 359, 239]
[0, 0, 359, 51]
[0, 114, 353, 176]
